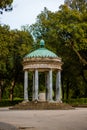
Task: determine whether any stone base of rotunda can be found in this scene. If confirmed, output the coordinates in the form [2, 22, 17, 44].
[10, 101, 74, 110]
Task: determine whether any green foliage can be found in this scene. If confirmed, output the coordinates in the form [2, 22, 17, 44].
[64, 0, 87, 12]
[14, 84, 24, 98]
[29, 5, 87, 100]
[0, 99, 23, 107]
[0, 25, 11, 78]
[63, 98, 87, 105]
[0, 24, 33, 101]
[30, 6, 87, 64]
[0, 0, 13, 14]
[0, 0, 13, 8]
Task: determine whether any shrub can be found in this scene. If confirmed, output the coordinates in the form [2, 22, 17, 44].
[0, 99, 23, 107]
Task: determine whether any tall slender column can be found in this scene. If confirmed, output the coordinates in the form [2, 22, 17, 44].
[35, 69, 39, 101]
[24, 71, 29, 101]
[46, 72, 49, 101]
[56, 70, 61, 102]
[49, 69, 53, 101]
[32, 73, 35, 101]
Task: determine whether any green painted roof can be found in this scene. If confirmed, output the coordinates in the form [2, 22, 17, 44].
[25, 40, 58, 58]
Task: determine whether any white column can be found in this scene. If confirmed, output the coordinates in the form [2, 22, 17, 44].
[32, 73, 35, 101]
[49, 69, 53, 101]
[35, 69, 39, 101]
[46, 72, 49, 101]
[24, 71, 29, 101]
[56, 70, 62, 102]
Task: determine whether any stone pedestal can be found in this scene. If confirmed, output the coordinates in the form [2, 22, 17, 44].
[39, 92, 46, 101]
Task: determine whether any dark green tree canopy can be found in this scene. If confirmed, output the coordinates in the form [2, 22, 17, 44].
[0, 24, 33, 100]
[29, 4, 87, 99]
[64, 0, 87, 12]
[0, 0, 13, 14]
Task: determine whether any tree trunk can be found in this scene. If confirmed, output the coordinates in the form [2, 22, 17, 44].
[66, 81, 69, 100]
[10, 80, 15, 101]
[0, 85, 2, 101]
[0, 81, 4, 101]
[70, 42, 87, 65]
[81, 69, 87, 84]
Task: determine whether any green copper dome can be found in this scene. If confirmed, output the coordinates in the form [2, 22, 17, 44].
[25, 40, 58, 58]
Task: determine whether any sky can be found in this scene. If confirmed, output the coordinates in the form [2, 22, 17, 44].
[0, 0, 64, 30]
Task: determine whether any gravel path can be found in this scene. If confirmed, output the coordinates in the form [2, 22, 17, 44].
[0, 107, 87, 130]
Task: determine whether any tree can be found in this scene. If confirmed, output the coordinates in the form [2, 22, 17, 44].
[0, 0, 13, 14]
[57, 5, 87, 86]
[0, 25, 33, 101]
[29, 6, 87, 99]
[12, 30, 33, 100]
[0, 25, 12, 100]
[64, 0, 87, 12]
[30, 6, 87, 65]
[8, 29, 33, 101]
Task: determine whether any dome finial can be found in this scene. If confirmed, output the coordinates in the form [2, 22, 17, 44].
[40, 39, 45, 48]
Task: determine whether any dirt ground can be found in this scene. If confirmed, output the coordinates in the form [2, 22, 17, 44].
[0, 107, 87, 130]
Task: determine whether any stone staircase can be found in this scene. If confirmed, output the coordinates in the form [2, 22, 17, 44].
[10, 101, 73, 110]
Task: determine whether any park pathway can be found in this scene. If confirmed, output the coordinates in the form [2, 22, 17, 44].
[0, 107, 87, 130]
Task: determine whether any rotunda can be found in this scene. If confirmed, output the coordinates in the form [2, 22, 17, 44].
[23, 39, 63, 102]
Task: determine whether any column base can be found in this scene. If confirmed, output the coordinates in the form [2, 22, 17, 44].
[48, 99, 54, 103]
[22, 100, 29, 103]
[55, 100, 62, 103]
[33, 99, 39, 103]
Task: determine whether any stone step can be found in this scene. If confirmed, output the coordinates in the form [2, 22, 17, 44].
[10, 101, 73, 110]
